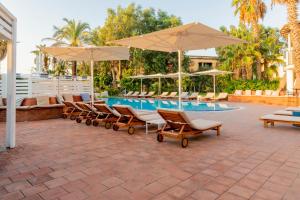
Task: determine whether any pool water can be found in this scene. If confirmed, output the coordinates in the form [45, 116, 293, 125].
[102, 97, 238, 112]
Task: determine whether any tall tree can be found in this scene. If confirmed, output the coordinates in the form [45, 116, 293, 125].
[272, 0, 300, 78]
[45, 18, 90, 76]
[232, 0, 267, 79]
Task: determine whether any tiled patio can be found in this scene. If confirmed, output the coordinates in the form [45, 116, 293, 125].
[1, 103, 300, 200]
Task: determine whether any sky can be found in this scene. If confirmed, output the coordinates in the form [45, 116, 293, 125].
[0, 0, 291, 73]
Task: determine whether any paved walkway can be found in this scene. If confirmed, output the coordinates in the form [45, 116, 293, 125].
[0, 103, 300, 200]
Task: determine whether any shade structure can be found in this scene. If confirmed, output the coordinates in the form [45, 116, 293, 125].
[111, 22, 244, 108]
[192, 69, 233, 99]
[129, 75, 148, 93]
[42, 46, 130, 104]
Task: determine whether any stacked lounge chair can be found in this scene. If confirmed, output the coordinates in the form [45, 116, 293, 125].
[157, 109, 222, 148]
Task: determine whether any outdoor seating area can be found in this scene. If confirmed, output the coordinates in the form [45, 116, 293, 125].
[2, 0, 300, 199]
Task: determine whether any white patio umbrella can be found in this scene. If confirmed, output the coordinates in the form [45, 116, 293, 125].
[129, 74, 148, 93]
[110, 22, 244, 108]
[42, 46, 130, 104]
[192, 69, 233, 99]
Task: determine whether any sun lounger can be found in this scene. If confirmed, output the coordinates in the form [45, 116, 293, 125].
[213, 93, 228, 101]
[124, 91, 133, 97]
[93, 104, 121, 129]
[129, 91, 140, 98]
[163, 92, 177, 99]
[244, 90, 252, 96]
[157, 109, 222, 148]
[157, 92, 169, 98]
[180, 92, 189, 100]
[112, 105, 159, 134]
[75, 102, 101, 125]
[138, 92, 147, 98]
[274, 107, 300, 116]
[260, 114, 300, 127]
[62, 101, 82, 120]
[198, 92, 215, 101]
[234, 90, 243, 96]
[144, 91, 155, 98]
[188, 92, 198, 100]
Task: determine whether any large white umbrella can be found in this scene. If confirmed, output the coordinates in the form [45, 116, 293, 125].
[110, 22, 244, 108]
[192, 69, 233, 99]
[42, 46, 130, 104]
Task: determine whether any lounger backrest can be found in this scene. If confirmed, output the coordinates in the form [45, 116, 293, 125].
[234, 90, 242, 96]
[218, 93, 228, 99]
[126, 91, 133, 95]
[148, 91, 155, 96]
[63, 101, 75, 108]
[265, 90, 272, 96]
[206, 93, 215, 98]
[181, 92, 189, 97]
[255, 90, 262, 96]
[190, 92, 198, 97]
[132, 92, 139, 96]
[161, 92, 169, 96]
[140, 92, 147, 96]
[169, 92, 177, 97]
[157, 109, 193, 130]
[76, 102, 89, 111]
[245, 90, 252, 96]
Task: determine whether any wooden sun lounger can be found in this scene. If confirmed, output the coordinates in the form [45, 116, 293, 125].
[157, 109, 222, 148]
[260, 114, 300, 127]
[188, 92, 198, 100]
[93, 104, 121, 129]
[138, 92, 148, 98]
[62, 101, 83, 120]
[157, 92, 169, 98]
[212, 93, 228, 101]
[75, 102, 101, 125]
[112, 105, 159, 134]
[124, 91, 133, 97]
[129, 91, 140, 98]
[144, 91, 155, 98]
[198, 92, 215, 101]
[163, 92, 177, 99]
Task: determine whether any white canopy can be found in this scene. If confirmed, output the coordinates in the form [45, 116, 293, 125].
[42, 46, 130, 104]
[42, 46, 130, 62]
[193, 69, 233, 99]
[111, 22, 244, 107]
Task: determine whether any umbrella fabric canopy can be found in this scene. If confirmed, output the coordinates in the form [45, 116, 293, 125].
[111, 22, 243, 108]
[42, 46, 129, 62]
[192, 69, 233, 99]
[42, 46, 130, 104]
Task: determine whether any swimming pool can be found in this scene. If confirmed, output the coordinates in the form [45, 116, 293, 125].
[102, 97, 239, 112]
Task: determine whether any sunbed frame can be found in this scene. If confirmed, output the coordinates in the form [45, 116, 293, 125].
[93, 104, 120, 129]
[62, 101, 82, 120]
[157, 109, 221, 148]
[260, 118, 300, 128]
[112, 106, 146, 134]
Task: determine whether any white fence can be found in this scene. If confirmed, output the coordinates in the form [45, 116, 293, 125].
[0, 74, 91, 100]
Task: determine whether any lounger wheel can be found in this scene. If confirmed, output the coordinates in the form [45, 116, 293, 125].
[113, 124, 119, 131]
[92, 120, 99, 127]
[62, 114, 67, 119]
[128, 126, 135, 135]
[105, 122, 112, 129]
[181, 138, 189, 148]
[76, 117, 82, 123]
[157, 134, 164, 142]
[85, 118, 92, 126]
[70, 115, 76, 120]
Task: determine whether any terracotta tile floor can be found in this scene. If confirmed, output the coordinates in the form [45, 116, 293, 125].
[1, 102, 300, 200]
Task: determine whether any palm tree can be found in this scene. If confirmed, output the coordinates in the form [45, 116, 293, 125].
[44, 18, 90, 76]
[232, 0, 267, 79]
[272, 0, 300, 78]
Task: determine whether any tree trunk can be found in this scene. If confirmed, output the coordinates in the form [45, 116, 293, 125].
[72, 61, 77, 77]
[287, 1, 300, 77]
[252, 21, 262, 80]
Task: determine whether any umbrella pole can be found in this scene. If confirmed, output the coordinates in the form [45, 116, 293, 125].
[178, 50, 182, 110]
[141, 78, 143, 93]
[213, 75, 216, 101]
[91, 60, 94, 105]
[159, 77, 161, 95]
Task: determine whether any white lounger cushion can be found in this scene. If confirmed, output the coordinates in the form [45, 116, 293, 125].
[286, 107, 300, 112]
[274, 110, 292, 116]
[179, 111, 222, 130]
[115, 105, 161, 121]
[261, 114, 300, 123]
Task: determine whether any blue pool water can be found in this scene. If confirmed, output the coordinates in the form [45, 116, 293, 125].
[102, 97, 238, 112]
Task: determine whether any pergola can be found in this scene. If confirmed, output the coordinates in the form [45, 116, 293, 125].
[0, 3, 17, 148]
